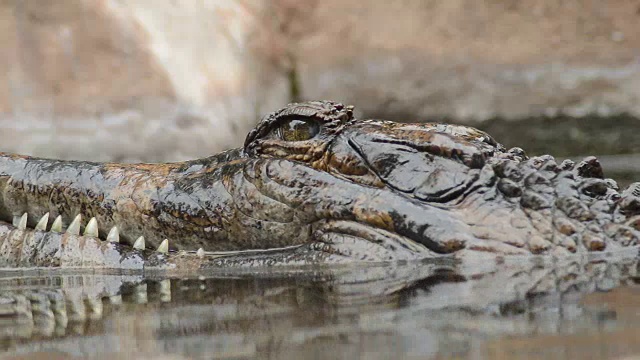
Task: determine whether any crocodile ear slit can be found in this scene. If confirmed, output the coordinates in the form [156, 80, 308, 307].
[67, 214, 82, 235]
[35, 213, 49, 231]
[84, 217, 99, 237]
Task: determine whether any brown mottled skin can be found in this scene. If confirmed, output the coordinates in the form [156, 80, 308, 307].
[0, 101, 639, 270]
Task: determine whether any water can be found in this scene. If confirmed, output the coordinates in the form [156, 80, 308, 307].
[0, 252, 638, 359]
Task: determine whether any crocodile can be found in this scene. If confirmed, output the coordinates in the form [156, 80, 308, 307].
[0, 100, 639, 270]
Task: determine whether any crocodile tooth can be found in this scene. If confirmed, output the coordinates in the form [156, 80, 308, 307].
[107, 227, 120, 243]
[17, 213, 28, 230]
[84, 217, 99, 237]
[157, 239, 169, 254]
[66, 214, 82, 235]
[196, 248, 205, 258]
[133, 236, 145, 250]
[35, 213, 50, 231]
[51, 216, 63, 233]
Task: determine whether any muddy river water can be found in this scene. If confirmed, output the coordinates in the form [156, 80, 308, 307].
[0, 250, 638, 360]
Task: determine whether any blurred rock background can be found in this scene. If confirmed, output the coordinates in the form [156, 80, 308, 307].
[1, 0, 639, 167]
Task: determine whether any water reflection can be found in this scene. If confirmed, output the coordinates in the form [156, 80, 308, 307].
[0, 251, 638, 359]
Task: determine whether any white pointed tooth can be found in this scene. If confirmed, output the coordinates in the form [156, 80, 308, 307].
[156, 239, 169, 254]
[17, 213, 28, 230]
[84, 217, 99, 237]
[51, 215, 63, 233]
[35, 212, 49, 231]
[196, 248, 205, 258]
[133, 236, 145, 250]
[66, 214, 82, 235]
[107, 227, 120, 243]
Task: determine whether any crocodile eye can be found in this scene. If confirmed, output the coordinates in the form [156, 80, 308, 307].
[278, 119, 320, 141]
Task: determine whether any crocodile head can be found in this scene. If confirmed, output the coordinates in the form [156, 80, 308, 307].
[239, 101, 639, 261]
[2, 100, 638, 268]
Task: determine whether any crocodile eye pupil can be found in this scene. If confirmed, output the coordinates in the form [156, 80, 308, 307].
[278, 119, 319, 141]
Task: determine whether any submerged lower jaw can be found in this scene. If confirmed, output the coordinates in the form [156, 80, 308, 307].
[10, 211, 205, 257]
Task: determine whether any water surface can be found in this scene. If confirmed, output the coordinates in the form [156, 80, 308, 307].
[0, 252, 638, 359]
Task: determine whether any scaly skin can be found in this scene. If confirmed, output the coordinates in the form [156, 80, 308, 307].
[0, 100, 639, 269]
